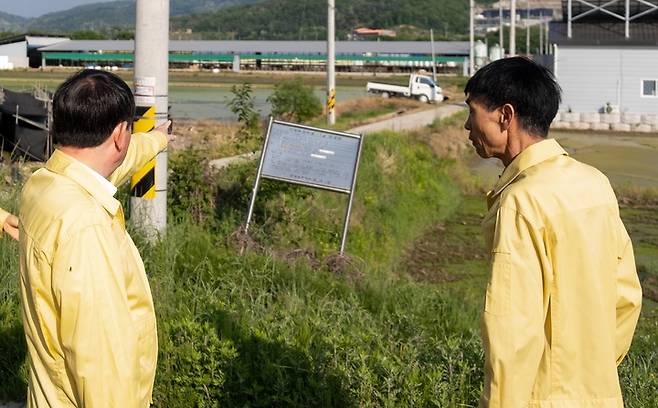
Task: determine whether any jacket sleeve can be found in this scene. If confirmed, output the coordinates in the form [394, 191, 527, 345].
[615, 224, 642, 365]
[480, 206, 545, 408]
[108, 130, 168, 187]
[52, 224, 140, 408]
[0, 207, 8, 238]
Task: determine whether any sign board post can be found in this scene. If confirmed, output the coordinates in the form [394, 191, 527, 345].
[245, 118, 363, 254]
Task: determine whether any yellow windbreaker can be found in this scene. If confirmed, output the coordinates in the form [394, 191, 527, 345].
[18, 131, 167, 408]
[480, 138, 642, 408]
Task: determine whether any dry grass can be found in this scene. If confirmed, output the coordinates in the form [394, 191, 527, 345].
[171, 119, 244, 156]
[615, 184, 658, 208]
[334, 96, 422, 117]
[376, 147, 398, 176]
[412, 113, 488, 195]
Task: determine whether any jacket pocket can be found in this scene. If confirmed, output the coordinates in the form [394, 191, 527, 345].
[485, 251, 511, 315]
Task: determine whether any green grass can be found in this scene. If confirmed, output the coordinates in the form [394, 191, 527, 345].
[1, 118, 657, 406]
[308, 102, 404, 131]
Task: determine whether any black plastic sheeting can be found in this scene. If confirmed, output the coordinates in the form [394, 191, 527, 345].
[0, 89, 49, 161]
[0, 89, 47, 117]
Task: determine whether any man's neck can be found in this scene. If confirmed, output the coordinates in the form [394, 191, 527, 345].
[59, 146, 113, 178]
[500, 132, 544, 167]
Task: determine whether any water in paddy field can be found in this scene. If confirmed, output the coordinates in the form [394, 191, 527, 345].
[468, 132, 658, 189]
[169, 85, 368, 121]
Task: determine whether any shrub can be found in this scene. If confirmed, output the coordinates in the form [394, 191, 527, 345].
[154, 318, 237, 407]
[227, 83, 260, 145]
[267, 78, 322, 123]
[168, 148, 215, 224]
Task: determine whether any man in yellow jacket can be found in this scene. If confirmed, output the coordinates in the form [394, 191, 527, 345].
[19, 69, 169, 407]
[464, 57, 642, 407]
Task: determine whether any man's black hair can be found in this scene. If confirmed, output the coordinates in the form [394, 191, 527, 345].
[464, 57, 561, 137]
[53, 69, 135, 148]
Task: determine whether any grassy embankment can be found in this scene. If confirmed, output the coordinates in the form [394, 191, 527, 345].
[1, 108, 656, 406]
[0, 112, 480, 406]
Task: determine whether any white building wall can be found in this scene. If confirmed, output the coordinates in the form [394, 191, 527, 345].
[555, 46, 658, 114]
[0, 41, 29, 68]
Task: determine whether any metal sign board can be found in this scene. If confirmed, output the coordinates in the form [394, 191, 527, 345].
[245, 118, 364, 254]
[260, 120, 361, 193]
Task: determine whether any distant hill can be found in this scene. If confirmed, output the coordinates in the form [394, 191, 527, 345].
[0, 0, 493, 40]
[0, 11, 28, 32]
[5, 0, 259, 33]
[170, 0, 479, 40]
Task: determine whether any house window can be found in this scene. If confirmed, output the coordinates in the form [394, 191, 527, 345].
[642, 79, 657, 97]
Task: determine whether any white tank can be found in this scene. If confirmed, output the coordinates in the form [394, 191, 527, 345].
[474, 40, 488, 67]
[489, 44, 503, 61]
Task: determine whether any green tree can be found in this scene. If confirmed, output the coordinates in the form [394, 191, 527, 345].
[267, 79, 322, 123]
[70, 30, 107, 40]
[227, 83, 259, 132]
[111, 29, 135, 40]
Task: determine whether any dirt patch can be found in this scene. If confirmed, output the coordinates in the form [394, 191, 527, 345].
[323, 253, 366, 283]
[229, 226, 365, 283]
[641, 274, 658, 303]
[400, 208, 488, 284]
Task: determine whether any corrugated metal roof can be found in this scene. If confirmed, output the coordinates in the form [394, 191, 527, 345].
[0, 34, 69, 47]
[38, 40, 470, 55]
[25, 36, 70, 50]
[550, 22, 658, 45]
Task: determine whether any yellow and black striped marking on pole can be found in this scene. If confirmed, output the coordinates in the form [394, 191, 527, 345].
[131, 158, 156, 199]
[133, 106, 156, 133]
[327, 89, 336, 112]
[131, 106, 156, 199]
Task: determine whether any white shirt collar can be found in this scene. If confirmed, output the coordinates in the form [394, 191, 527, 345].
[78, 162, 118, 197]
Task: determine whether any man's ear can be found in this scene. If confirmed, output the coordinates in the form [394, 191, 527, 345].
[111, 121, 129, 151]
[500, 104, 515, 131]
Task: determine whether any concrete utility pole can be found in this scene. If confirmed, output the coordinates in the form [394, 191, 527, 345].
[545, 19, 550, 54]
[567, 0, 573, 38]
[469, 0, 475, 75]
[526, 0, 530, 55]
[510, 0, 516, 56]
[539, 12, 543, 54]
[133, 0, 169, 235]
[327, 0, 336, 126]
[430, 28, 437, 82]
[499, 0, 504, 54]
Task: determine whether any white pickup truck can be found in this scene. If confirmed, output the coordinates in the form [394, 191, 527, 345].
[366, 74, 446, 103]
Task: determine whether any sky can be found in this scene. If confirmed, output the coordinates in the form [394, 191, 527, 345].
[0, 0, 118, 18]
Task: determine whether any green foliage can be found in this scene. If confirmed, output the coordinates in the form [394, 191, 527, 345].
[0, 11, 27, 32]
[0, 31, 20, 40]
[13, 0, 256, 32]
[309, 102, 401, 131]
[111, 29, 135, 40]
[267, 79, 322, 123]
[171, 0, 475, 40]
[70, 30, 107, 40]
[485, 24, 547, 55]
[155, 318, 237, 408]
[619, 315, 658, 407]
[1, 117, 658, 407]
[168, 148, 215, 224]
[0, 169, 28, 399]
[227, 83, 260, 145]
